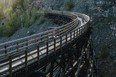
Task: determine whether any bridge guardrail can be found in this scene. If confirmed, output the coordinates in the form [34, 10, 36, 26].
[0, 11, 90, 77]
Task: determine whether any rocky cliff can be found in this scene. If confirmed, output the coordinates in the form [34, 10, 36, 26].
[42, 0, 116, 77]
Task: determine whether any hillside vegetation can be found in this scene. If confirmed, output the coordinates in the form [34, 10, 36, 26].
[0, 0, 46, 37]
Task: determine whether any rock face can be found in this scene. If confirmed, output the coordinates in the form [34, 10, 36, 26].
[42, 0, 116, 77]
[44, 0, 64, 10]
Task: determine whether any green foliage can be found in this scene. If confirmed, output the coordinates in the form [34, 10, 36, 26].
[104, 16, 116, 22]
[0, 9, 47, 37]
[12, 0, 24, 10]
[0, 12, 20, 36]
[39, 15, 45, 24]
[93, 16, 116, 32]
[38, 10, 48, 24]
[0, 10, 4, 20]
[23, 11, 30, 27]
[21, 8, 39, 27]
[64, 0, 74, 11]
[30, 8, 38, 25]
[4, 7, 13, 17]
[99, 45, 109, 59]
[0, 0, 48, 37]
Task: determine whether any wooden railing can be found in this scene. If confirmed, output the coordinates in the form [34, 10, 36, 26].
[0, 11, 90, 77]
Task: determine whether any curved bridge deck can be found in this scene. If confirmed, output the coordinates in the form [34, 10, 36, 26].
[0, 11, 91, 77]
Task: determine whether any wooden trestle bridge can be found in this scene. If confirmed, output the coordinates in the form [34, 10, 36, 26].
[0, 11, 97, 77]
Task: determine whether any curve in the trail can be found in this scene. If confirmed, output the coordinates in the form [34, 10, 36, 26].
[0, 11, 90, 77]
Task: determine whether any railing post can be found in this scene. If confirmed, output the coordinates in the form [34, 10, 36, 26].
[79, 28, 81, 36]
[9, 56, 12, 77]
[50, 61, 54, 77]
[82, 26, 84, 34]
[37, 45, 40, 63]
[25, 39, 28, 72]
[83, 26, 85, 33]
[54, 38, 56, 53]
[46, 40, 49, 58]
[74, 30, 76, 39]
[70, 32, 72, 41]
[80, 27, 82, 35]
[76, 29, 78, 37]
[36, 37, 40, 64]
[66, 34, 67, 45]
[60, 36, 62, 49]
[4, 45, 7, 54]
[16, 42, 19, 52]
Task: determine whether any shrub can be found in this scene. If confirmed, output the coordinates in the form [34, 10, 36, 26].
[64, 0, 74, 11]
[4, 7, 13, 18]
[0, 27, 4, 36]
[38, 10, 48, 24]
[21, 8, 38, 27]
[12, 0, 24, 10]
[30, 8, 38, 25]
[0, 11, 21, 37]
[39, 14, 46, 24]
[3, 24, 15, 36]
[23, 11, 30, 27]
[0, 0, 48, 37]
[0, 10, 4, 20]
[105, 16, 116, 22]
[100, 46, 109, 59]
[2, 12, 19, 36]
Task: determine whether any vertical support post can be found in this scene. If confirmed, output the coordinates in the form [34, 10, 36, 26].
[4, 45, 7, 54]
[61, 54, 66, 77]
[37, 45, 40, 63]
[76, 29, 79, 37]
[60, 37, 62, 49]
[79, 28, 81, 36]
[46, 40, 49, 59]
[83, 26, 85, 33]
[81, 26, 83, 34]
[80, 27, 82, 35]
[74, 31, 76, 39]
[60, 36, 63, 54]
[16, 42, 19, 52]
[9, 56, 12, 77]
[54, 38, 56, 52]
[70, 32, 72, 41]
[84, 26, 86, 33]
[50, 61, 54, 77]
[66, 34, 67, 45]
[43, 65, 47, 73]
[36, 37, 40, 63]
[25, 40, 28, 72]
[46, 32, 49, 60]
